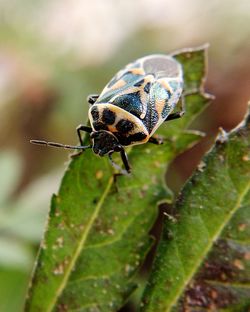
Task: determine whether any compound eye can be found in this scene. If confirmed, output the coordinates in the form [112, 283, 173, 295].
[116, 119, 134, 133]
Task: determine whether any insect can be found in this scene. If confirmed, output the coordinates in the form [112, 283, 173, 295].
[31, 54, 184, 174]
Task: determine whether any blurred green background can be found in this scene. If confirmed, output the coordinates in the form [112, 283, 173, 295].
[0, 0, 250, 311]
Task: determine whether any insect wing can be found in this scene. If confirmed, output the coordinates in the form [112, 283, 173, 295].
[95, 55, 183, 136]
[96, 60, 145, 104]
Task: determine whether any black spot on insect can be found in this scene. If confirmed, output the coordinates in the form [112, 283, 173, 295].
[134, 79, 144, 87]
[116, 119, 134, 133]
[113, 132, 143, 146]
[91, 107, 99, 120]
[93, 122, 108, 131]
[144, 82, 151, 94]
[102, 108, 116, 125]
[129, 132, 147, 142]
[113, 133, 131, 146]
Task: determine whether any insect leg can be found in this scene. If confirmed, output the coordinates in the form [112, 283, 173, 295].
[108, 152, 130, 175]
[87, 94, 99, 105]
[76, 125, 92, 146]
[165, 95, 185, 121]
[120, 148, 131, 174]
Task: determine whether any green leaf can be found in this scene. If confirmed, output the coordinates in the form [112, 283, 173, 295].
[141, 107, 250, 311]
[25, 46, 211, 311]
[172, 44, 209, 92]
[0, 268, 29, 312]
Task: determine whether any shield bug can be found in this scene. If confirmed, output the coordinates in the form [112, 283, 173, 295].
[31, 54, 184, 174]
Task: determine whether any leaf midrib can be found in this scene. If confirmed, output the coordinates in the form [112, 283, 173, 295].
[166, 181, 250, 312]
[46, 177, 114, 312]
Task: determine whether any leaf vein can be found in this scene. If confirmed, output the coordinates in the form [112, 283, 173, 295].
[166, 180, 250, 312]
[46, 177, 114, 312]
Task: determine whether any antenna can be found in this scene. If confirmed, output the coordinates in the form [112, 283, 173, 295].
[30, 140, 91, 151]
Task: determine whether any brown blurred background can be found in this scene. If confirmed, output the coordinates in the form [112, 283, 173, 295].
[0, 0, 249, 311]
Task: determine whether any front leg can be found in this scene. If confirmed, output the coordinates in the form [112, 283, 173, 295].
[120, 148, 131, 174]
[108, 149, 131, 175]
[76, 124, 92, 146]
[71, 125, 92, 158]
[87, 94, 99, 105]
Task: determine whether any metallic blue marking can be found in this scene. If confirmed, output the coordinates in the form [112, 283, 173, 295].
[97, 73, 144, 104]
[112, 91, 143, 117]
[161, 101, 172, 119]
[107, 76, 118, 88]
[142, 100, 159, 133]
[121, 72, 143, 84]
[168, 80, 179, 91]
